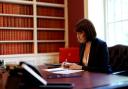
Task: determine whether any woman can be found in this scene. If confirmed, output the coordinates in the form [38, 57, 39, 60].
[63, 18, 112, 73]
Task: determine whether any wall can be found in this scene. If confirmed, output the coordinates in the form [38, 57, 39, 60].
[68, 0, 84, 47]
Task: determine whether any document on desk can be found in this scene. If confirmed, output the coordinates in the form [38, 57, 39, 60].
[44, 68, 83, 74]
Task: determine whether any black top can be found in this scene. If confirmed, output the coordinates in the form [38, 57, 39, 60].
[79, 38, 112, 73]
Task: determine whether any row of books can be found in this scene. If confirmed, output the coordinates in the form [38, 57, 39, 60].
[0, 43, 34, 55]
[37, 18, 64, 28]
[37, 30, 64, 40]
[37, 0, 64, 4]
[0, 42, 65, 55]
[0, 3, 33, 15]
[0, 16, 33, 27]
[0, 30, 33, 40]
[0, 29, 65, 40]
[0, 2, 65, 16]
[37, 6, 64, 17]
[0, 16, 65, 28]
[38, 42, 65, 53]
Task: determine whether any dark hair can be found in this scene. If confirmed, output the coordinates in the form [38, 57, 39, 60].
[75, 18, 97, 42]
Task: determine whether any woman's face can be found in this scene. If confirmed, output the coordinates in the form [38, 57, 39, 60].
[76, 31, 86, 43]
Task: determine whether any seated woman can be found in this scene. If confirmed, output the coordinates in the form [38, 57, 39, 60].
[62, 18, 112, 73]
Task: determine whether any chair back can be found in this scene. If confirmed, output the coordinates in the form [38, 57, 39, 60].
[108, 44, 128, 72]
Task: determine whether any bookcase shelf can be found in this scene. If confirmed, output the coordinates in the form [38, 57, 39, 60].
[37, 0, 64, 4]
[0, 14, 33, 18]
[37, 28, 64, 31]
[37, 16, 64, 20]
[0, 40, 34, 42]
[0, 27, 34, 30]
[36, 2, 64, 8]
[38, 40, 65, 43]
[0, 0, 33, 5]
[0, 0, 67, 55]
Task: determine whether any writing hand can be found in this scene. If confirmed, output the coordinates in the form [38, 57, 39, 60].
[61, 62, 71, 69]
[68, 63, 82, 70]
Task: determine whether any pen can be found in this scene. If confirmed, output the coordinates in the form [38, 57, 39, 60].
[63, 59, 67, 67]
[65, 59, 67, 62]
[64, 59, 70, 69]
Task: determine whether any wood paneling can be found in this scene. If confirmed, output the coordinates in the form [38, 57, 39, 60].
[68, 0, 84, 47]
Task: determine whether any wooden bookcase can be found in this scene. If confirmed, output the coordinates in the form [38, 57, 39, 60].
[0, 0, 67, 56]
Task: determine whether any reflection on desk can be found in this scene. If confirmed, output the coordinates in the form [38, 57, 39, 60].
[1, 65, 128, 89]
[42, 70, 128, 89]
[0, 72, 8, 89]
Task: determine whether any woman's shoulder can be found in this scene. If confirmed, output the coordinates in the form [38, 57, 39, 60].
[92, 38, 107, 46]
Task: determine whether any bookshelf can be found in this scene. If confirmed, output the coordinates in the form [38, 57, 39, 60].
[0, 0, 67, 56]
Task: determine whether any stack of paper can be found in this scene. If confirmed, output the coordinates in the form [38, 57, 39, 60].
[44, 68, 83, 74]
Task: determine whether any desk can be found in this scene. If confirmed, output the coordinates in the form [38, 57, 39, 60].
[1, 66, 128, 89]
[0, 71, 8, 89]
[41, 70, 128, 89]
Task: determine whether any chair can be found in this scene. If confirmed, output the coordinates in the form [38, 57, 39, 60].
[108, 44, 128, 75]
[59, 47, 80, 63]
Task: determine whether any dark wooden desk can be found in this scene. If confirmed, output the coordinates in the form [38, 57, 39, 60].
[0, 70, 8, 89]
[38, 65, 128, 89]
[1, 66, 128, 89]
[41, 70, 128, 89]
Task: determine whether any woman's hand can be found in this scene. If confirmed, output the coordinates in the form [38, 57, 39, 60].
[61, 62, 82, 70]
[68, 63, 82, 70]
[61, 62, 71, 69]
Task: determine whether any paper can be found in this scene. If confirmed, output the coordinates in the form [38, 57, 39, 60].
[44, 68, 83, 74]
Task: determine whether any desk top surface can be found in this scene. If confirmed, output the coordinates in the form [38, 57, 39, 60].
[38, 65, 128, 89]
[1, 66, 128, 89]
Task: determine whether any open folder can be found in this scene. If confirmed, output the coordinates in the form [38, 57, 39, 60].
[20, 62, 74, 89]
[44, 67, 83, 74]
